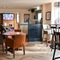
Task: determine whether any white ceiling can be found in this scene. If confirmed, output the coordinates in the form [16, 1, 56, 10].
[0, 0, 60, 9]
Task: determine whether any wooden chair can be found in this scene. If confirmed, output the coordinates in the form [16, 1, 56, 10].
[0, 34, 4, 52]
[52, 31, 60, 60]
[43, 31, 48, 46]
[5, 34, 26, 58]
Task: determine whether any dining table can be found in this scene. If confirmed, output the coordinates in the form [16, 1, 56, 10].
[3, 31, 26, 36]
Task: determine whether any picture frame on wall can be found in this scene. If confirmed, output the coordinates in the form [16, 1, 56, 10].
[46, 11, 51, 20]
[24, 14, 30, 22]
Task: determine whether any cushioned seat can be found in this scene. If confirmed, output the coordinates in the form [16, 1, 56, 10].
[5, 34, 26, 58]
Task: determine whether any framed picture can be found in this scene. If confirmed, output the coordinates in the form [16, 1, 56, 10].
[46, 11, 51, 20]
[24, 14, 30, 22]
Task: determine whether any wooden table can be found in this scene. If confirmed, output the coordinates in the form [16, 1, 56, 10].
[3, 31, 26, 39]
[3, 31, 26, 36]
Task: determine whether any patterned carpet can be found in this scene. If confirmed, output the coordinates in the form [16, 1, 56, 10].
[0, 42, 52, 60]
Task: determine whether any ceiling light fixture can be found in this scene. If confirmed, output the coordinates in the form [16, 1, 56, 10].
[37, 6, 40, 10]
[3, 7, 6, 8]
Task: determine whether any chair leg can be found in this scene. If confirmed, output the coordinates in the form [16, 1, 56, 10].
[50, 41, 52, 51]
[46, 39, 48, 46]
[23, 46, 25, 55]
[51, 35, 54, 51]
[52, 44, 56, 60]
[2, 43, 4, 52]
[5, 45, 7, 54]
[13, 49, 15, 58]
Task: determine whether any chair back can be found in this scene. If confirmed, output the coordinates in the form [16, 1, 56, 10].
[13, 34, 26, 48]
[44, 31, 48, 34]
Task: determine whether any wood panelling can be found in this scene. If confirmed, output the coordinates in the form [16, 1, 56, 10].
[0, 14, 3, 24]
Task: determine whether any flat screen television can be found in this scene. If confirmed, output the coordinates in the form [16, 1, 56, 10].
[3, 13, 14, 20]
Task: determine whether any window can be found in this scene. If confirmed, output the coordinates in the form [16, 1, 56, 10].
[54, 7, 60, 24]
[38, 13, 41, 22]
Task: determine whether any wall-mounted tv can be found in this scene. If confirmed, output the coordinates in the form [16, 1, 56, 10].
[3, 13, 14, 20]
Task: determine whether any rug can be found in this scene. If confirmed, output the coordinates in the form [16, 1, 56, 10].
[0, 54, 8, 60]
[0, 42, 52, 60]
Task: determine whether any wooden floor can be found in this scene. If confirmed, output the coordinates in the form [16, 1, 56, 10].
[0, 42, 60, 60]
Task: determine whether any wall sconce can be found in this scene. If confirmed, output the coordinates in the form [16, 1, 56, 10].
[16, 13, 19, 23]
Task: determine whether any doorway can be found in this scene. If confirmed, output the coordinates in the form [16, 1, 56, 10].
[28, 18, 42, 42]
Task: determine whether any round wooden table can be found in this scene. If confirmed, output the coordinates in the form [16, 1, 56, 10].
[3, 31, 26, 36]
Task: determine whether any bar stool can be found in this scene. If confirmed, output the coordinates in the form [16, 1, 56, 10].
[52, 31, 60, 60]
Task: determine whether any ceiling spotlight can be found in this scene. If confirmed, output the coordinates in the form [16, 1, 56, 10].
[3, 7, 6, 8]
[37, 6, 40, 10]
